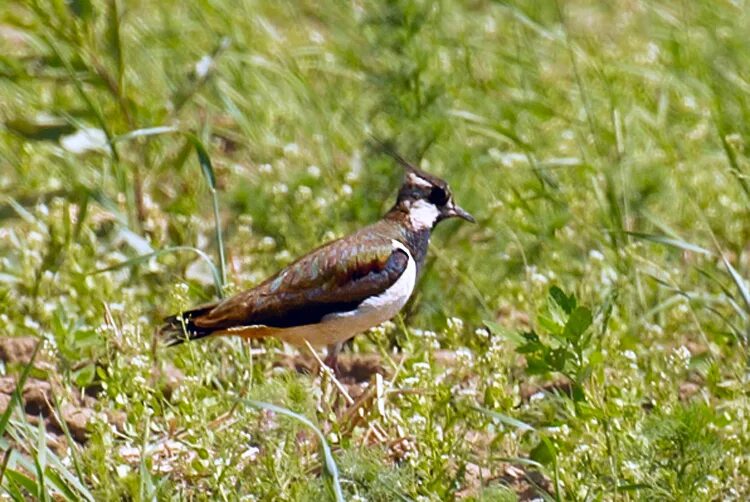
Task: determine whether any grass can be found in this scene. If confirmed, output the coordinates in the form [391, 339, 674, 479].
[2, 0, 750, 499]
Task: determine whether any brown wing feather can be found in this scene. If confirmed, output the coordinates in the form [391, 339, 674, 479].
[192, 227, 407, 330]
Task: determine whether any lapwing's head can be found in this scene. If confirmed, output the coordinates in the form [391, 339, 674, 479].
[391, 160, 475, 231]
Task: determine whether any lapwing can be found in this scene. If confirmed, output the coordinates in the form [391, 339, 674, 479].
[160, 151, 474, 373]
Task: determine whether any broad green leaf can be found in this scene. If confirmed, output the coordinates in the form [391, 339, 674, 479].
[530, 438, 556, 466]
[547, 348, 568, 372]
[563, 307, 593, 343]
[537, 314, 563, 336]
[549, 286, 576, 314]
[525, 356, 550, 375]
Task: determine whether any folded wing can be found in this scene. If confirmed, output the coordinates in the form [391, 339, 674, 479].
[167, 232, 409, 342]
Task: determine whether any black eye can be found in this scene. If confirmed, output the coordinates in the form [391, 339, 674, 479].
[428, 186, 449, 206]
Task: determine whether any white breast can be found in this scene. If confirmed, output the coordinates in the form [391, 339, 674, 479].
[274, 240, 417, 347]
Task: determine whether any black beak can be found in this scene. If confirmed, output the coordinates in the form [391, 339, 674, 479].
[447, 204, 475, 223]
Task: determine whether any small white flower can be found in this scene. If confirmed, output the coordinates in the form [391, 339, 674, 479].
[283, 143, 300, 157]
[412, 362, 431, 374]
[674, 345, 691, 368]
[296, 185, 312, 200]
[455, 347, 473, 365]
[275, 250, 292, 262]
[260, 236, 276, 250]
[529, 392, 545, 402]
[402, 376, 419, 386]
[409, 414, 427, 429]
[272, 183, 289, 195]
[447, 317, 464, 331]
[195, 55, 212, 78]
[116, 464, 131, 478]
[306, 165, 321, 178]
[474, 327, 489, 339]
[23, 316, 40, 330]
[623, 350, 637, 362]
[589, 249, 605, 261]
[309, 30, 325, 44]
[530, 270, 549, 285]
[259, 163, 273, 174]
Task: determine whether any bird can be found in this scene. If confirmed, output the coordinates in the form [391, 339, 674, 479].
[159, 151, 475, 374]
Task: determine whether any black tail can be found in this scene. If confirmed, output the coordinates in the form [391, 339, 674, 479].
[159, 303, 219, 346]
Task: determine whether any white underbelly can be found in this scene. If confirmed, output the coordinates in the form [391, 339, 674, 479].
[274, 240, 416, 347]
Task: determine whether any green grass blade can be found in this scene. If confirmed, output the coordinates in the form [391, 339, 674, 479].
[106, 0, 124, 92]
[470, 405, 535, 432]
[4, 470, 38, 498]
[0, 343, 40, 438]
[240, 399, 344, 502]
[720, 253, 750, 315]
[0, 448, 12, 487]
[4, 419, 94, 502]
[90, 246, 224, 298]
[185, 134, 226, 286]
[114, 126, 179, 143]
[626, 232, 712, 255]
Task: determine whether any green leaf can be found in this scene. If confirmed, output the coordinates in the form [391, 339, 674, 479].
[5, 469, 38, 497]
[483, 320, 526, 346]
[3, 470, 27, 502]
[469, 405, 535, 432]
[529, 438, 556, 466]
[571, 382, 586, 402]
[517, 341, 543, 355]
[537, 314, 563, 336]
[67, 0, 94, 19]
[185, 134, 225, 285]
[106, 0, 123, 89]
[185, 134, 216, 189]
[720, 252, 750, 315]
[0, 343, 41, 438]
[563, 307, 593, 343]
[5, 117, 75, 141]
[73, 364, 95, 387]
[549, 286, 576, 314]
[34, 419, 47, 501]
[525, 356, 550, 375]
[546, 348, 568, 372]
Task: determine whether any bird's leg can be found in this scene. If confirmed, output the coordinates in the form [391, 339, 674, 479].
[323, 342, 343, 377]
